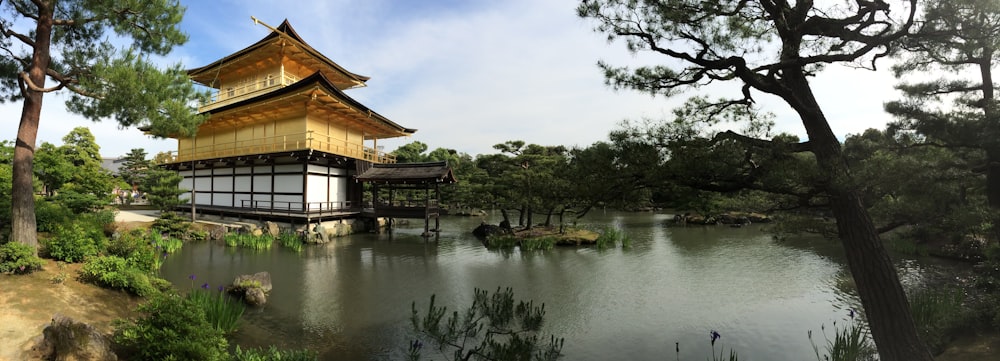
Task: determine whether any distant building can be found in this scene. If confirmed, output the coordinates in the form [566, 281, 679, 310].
[100, 157, 123, 176]
[160, 20, 415, 222]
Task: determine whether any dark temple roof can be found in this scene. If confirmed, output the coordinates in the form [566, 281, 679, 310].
[356, 161, 457, 185]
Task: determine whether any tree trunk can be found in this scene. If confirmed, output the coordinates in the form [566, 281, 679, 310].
[788, 72, 933, 361]
[11, 2, 55, 250]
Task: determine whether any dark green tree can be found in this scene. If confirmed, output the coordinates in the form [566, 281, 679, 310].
[0, 0, 206, 250]
[393, 141, 430, 163]
[143, 166, 186, 213]
[578, 1, 931, 360]
[32, 128, 115, 212]
[119, 148, 152, 188]
[886, 0, 1000, 237]
[33, 142, 73, 196]
[408, 287, 563, 361]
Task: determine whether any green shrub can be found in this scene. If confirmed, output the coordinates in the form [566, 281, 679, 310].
[79, 255, 158, 296]
[0, 241, 43, 274]
[152, 211, 194, 240]
[233, 346, 318, 361]
[107, 229, 161, 273]
[45, 221, 106, 262]
[187, 289, 245, 334]
[113, 293, 228, 361]
[35, 200, 74, 233]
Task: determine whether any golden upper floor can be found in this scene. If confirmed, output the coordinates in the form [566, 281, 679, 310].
[166, 19, 415, 164]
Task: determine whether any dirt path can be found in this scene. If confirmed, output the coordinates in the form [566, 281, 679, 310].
[0, 259, 139, 361]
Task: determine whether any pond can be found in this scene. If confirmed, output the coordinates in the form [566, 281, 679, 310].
[160, 211, 936, 360]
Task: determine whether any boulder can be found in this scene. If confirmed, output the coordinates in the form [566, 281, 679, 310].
[29, 314, 117, 361]
[264, 221, 281, 237]
[244, 287, 268, 307]
[233, 272, 272, 293]
[251, 228, 263, 237]
[207, 225, 227, 241]
[231, 272, 272, 307]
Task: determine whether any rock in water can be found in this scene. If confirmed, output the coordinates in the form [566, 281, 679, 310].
[233, 272, 272, 293]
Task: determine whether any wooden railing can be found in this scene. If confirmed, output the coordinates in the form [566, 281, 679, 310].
[164, 130, 396, 164]
[198, 73, 299, 112]
[239, 200, 355, 216]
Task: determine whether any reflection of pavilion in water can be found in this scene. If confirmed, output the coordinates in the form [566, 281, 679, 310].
[298, 234, 442, 344]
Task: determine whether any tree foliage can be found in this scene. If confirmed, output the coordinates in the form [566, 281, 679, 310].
[886, 0, 1000, 239]
[119, 148, 152, 188]
[0, 0, 206, 249]
[577, 0, 931, 360]
[143, 166, 186, 212]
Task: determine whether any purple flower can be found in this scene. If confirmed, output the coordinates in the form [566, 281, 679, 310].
[201, 283, 210, 290]
[710, 330, 721, 346]
[18, 265, 25, 272]
[188, 274, 196, 280]
[162, 252, 169, 258]
[217, 285, 225, 292]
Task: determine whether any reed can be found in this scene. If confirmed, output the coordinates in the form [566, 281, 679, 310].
[277, 232, 304, 252]
[224, 233, 274, 251]
[187, 288, 245, 334]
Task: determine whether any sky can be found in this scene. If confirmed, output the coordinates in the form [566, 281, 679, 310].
[2, 0, 904, 159]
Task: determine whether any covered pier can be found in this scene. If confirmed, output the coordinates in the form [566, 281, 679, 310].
[356, 161, 457, 236]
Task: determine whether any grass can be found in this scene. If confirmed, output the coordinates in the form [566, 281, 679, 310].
[595, 226, 632, 249]
[151, 231, 184, 254]
[224, 233, 274, 251]
[808, 319, 877, 361]
[187, 289, 245, 334]
[521, 236, 556, 251]
[909, 286, 966, 353]
[485, 234, 519, 249]
[232, 345, 318, 361]
[277, 232, 305, 252]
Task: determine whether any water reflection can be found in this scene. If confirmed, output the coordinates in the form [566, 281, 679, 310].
[160, 212, 921, 361]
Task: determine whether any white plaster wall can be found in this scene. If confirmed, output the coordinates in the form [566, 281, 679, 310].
[275, 174, 303, 193]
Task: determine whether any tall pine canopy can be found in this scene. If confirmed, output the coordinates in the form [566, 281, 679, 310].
[0, 0, 206, 249]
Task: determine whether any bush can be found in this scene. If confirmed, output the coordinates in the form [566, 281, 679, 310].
[79, 255, 158, 296]
[0, 241, 43, 274]
[152, 211, 194, 240]
[35, 200, 74, 233]
[113, 293, 228, 361]
[232, 346, 318, 361]
[44, 221, 106, 262]
[187, 289, 245, 334]
[107, 229, 162, 273]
